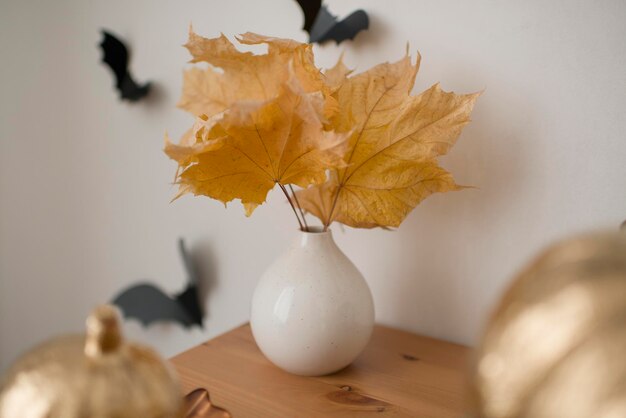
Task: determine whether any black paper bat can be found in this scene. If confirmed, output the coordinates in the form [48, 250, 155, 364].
[295, 0, 369, 44]
[99, 30, 151, 102]
[112, 239, 204, 328]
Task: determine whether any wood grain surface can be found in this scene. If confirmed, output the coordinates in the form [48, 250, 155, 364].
[171, 324, 470, 418]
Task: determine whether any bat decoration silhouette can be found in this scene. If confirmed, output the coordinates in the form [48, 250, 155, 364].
[99, 30, 151, 102]
[295, 0, 369, 44]
[112, 239, 204, 328]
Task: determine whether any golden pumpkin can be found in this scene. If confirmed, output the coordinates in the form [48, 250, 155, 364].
[471, 232, 626, 418]
[0, 305, 183, 418]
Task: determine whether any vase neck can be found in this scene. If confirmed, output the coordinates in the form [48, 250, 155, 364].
[297, 228, 335, 248]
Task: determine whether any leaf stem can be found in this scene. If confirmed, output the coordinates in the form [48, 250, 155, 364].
[288, 185, 309, 232]
[279, 183, 304, 231]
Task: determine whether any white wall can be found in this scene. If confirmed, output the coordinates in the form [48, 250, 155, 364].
[1, 0, 625, 371]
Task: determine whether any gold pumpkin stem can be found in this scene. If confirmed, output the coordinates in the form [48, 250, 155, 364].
[84, 305, 123, 358]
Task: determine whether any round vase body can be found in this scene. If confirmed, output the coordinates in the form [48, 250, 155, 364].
[250, 229, 374, 376]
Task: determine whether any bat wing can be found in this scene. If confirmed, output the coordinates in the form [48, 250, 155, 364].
[176, 239, 204, 327]
[295, 0, 322, 33]
[112, 283, 197, 328]
[99, 30, 150, 102]
[309, 6, 337, 43]
[99, 31, 129, 90]
[176, 285, 203, 327]
[119, 77, 151, 102]
[317, 9, 369, 44]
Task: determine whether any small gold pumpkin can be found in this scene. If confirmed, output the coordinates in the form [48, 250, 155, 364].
[0, 305, 183, 418]
[471, 232, 626, 418]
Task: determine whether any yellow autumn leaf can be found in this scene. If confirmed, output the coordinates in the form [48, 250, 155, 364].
[295, 172, 340, 224]
[166, 84, 347, 215]
[164, 115, 225, 168]
[323, 54, 353, 92]
[297, 55, 480, 229]
[177, 68, 228, 118]
[177, 29, 328, 118]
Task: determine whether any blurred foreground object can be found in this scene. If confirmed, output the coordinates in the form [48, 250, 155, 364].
[471, 232, 626, 418]
[0, 305, 183, 418]
[183, 389, 231, 418]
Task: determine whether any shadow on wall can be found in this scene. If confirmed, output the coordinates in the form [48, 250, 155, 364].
[140, 81, 168, 110]
[191, 239, 220, 323]
[348, 12, 392, 52]
[386, 87, 531, 343]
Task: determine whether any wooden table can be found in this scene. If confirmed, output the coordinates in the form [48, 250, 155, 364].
[171, 323, 470, 418]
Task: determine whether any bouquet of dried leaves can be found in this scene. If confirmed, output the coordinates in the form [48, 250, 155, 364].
[165, 29, 480, 231]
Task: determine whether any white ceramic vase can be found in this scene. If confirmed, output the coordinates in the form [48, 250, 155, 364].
[250, 228, 375, 376]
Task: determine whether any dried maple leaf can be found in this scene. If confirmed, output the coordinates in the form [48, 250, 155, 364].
[177, 68, 228, 118]
[169, 28, 479, 230]
[297, 54, 481, 229]
[177, 29, 329, 118]
[165, 84, 347, 215]
[164, 116, 224, 168]
[323, 54, 353, 92]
